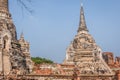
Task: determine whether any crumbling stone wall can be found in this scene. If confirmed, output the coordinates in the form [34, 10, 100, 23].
[102, 52, 114, 65]
[0, 0, 33, 75]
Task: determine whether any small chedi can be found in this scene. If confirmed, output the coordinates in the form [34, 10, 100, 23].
[63, 5, 114, 79]
[0, 0, 33, 76]
[1, 0, 120, 80]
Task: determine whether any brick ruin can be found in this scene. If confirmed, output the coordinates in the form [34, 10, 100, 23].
[30, 5, 120, 80]
[63, 5, 114, 79]
[29, 5, 120, 80]
[0, 0, 120, 80]
[0, 0, 33, 77]
[32, 54, 120, 80]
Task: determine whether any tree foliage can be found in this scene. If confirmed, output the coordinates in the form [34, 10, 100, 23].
[31, 57, 54, 64]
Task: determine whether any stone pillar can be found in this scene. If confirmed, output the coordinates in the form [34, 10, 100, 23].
[0, 51, 2, 72]
[117, 70, 120, 80]
[0, 40, 3, 72]
[0, 0, 9, 12]
[3, 49, 11, 75]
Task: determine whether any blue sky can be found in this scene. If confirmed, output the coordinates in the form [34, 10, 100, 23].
[9, 0, 120, 63]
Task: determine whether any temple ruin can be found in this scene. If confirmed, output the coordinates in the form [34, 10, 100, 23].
[0, 0, 120, 80]
[0, 0, 33, 76]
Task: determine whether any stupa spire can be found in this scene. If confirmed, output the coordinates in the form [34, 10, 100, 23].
[0, 0, 17, 40]
[20, 32, 24, 38]
[78, 4, 88, 32]
[20, 32, 25, 42]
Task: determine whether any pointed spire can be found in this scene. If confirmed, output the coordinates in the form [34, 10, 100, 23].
[20, 32, 24, 38]
[77, 4, 88, 32]
[20, 32, 25, 42]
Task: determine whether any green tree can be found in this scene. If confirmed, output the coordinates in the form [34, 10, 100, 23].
[31, 57, 54, 64]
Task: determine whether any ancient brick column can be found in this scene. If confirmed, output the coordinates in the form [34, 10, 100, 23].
[0, 0, 33, 75]
[0, 0, 9, 12]
[117, 70, 120, 80]
[0, 0, 16, 75]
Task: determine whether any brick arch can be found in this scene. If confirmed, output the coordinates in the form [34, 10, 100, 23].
[3, 35, 8, 49]
[1, 31, 12, 51]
